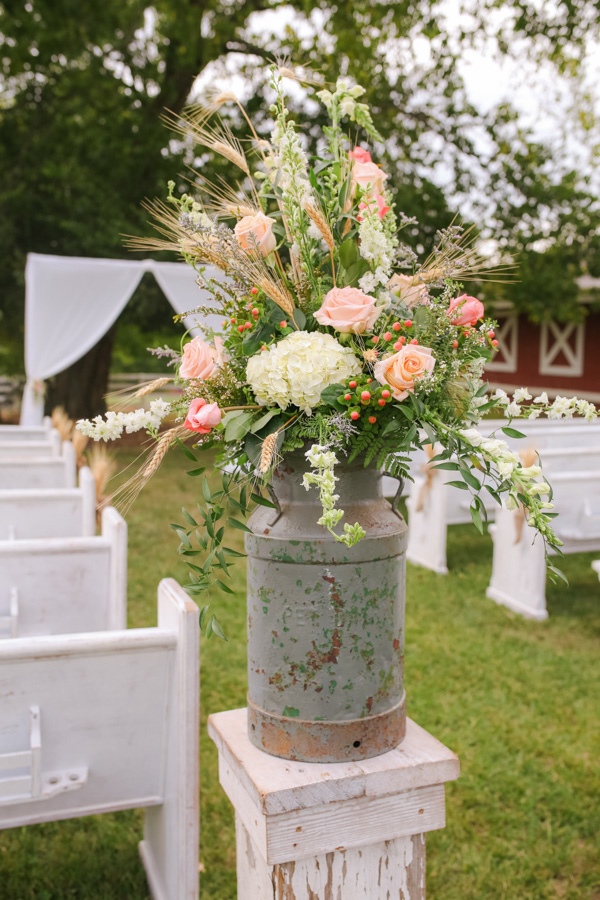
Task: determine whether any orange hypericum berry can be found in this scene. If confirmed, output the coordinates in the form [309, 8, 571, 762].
[344, 393, 352, 401]
[381, 389, 391, 399]
[251, 287, 259, 295]
[361, 391, 371, 401]
[378, 399, 386, 407]
[393, 341, 402, 350]
[384, 331, 392, 341]
[410, 338, 418, 345]
[371, 336, 379, 344]
[244, 322, 252, 330]
[366, 377, 372, 383]
[252, 308, 259, 316]
[349, 380, 357, 389]
[452, 340, 459, 349]
[230, 317, 236, 323]
[488, 330, 495, 338]
[492, 339, 499, 347]
[404, 319, 412, 327]
[368, 416, 377, 424]
[237, 324, 245, 333]
[280, 320, 287, 328]
[392, 322, 401, 332]
[350, 411, 360, 420]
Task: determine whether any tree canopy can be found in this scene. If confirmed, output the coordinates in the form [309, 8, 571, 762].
[1, 0, 599, 407]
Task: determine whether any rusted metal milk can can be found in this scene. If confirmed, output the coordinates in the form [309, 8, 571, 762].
[245, 451, 407, 763]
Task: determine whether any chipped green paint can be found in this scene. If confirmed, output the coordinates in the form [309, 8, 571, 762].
[245, 451, 408, 761]
[282, 706, 300, 717]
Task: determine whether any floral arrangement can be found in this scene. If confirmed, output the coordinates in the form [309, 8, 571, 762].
[78, 67, 599, 631]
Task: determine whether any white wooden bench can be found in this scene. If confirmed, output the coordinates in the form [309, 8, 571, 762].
[0, 429, 61, 459]
[0, 465, 96, 540]
[487, 469, 600, 619]
[0, 578, 199, 900]
[0, 507, 126, 639]
[0, 441, 76, 489]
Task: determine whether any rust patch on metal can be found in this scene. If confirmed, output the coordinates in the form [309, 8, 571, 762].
[247, 693, 406, 762]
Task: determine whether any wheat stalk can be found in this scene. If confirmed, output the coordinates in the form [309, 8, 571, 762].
[259, 433, 279, 475]
[133, 377, 172, 399]
[302, 201, 335, 251]
[142, 426, 187, 479]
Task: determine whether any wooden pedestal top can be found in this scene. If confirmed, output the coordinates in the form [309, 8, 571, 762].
[208, 708, 459, 818]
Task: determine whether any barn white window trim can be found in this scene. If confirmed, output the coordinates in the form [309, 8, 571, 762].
[485, 315, 519, 373]
[539, 321, 585, 377]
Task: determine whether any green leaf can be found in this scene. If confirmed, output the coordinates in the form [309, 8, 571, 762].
[342, 259, 370, 287]
[186, 467, 206, 477]
[224, 411, 257, 442]
[174, 437, 197, 461]
[432, 461, 460, 471]
[320, 383, 346, 409]
[459, 468, 481, 490]
[250, 408, 281, 434]
[202, 479, 213, 503]
[291, 308, 306, 329]
[181, 507, 198, 527]
[502, 426, 527, 439]
[209, 615, 228, 641]
[215, 579, 235, 594]
[338, 239, 359, 269]
[547, 564, 569, 586]
[250, 492, 277, 508]
[445, 480, 470, 490]
[470, 504, 484, 534]
[227, 517, 252, 533]
[175, 529, 192, 549]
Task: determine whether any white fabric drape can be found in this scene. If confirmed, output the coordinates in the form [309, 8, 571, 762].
[21, 253, 223, 425]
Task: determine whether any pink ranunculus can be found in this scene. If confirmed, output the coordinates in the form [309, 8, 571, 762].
[234, 212, 277, 257]
[374, 345, 436, 401]
[314, 286, 381, 335]
[179, 336, 221, 381]
[349, 147, 372, 164]
[387, 273, 429, 309]
[357, 194, 390, 221]
[447, 294, 484, 327]
[351, 160, 388, 196]
[183, 398, 223, 434]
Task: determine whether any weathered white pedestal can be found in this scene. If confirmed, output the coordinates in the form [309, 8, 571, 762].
[208, 708, 459, 899]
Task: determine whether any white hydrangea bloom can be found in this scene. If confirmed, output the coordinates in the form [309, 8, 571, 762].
[246, 331, 359, 414]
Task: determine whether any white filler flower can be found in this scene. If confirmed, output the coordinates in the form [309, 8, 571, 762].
[246, 331, 359, 413]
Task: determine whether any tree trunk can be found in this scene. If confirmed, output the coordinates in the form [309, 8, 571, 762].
[45, 327, 116, 420]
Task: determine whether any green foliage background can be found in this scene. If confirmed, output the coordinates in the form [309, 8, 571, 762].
[1, 1, 599, 373]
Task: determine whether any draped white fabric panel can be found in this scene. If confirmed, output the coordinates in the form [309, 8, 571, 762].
[21, 253, 222, 425]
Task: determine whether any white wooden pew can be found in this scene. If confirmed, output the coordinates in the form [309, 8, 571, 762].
[487, 469, 600, 619]
[0, 507, 126, 639]
[0, 430, 61, 459]
[0, 441, 76, 489]
[0, 578, 199, 900]
[0, 421, 53, 442]
[0, 466, 96, 540]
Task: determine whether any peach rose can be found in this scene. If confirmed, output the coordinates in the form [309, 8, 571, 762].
[183, 398, 223, 434]
[374, 345, 436, 401]
[349, 147, 372, 163]
[388, 274, 428, 309]
[357, 194, 390, 221]
[447, 294, 484, 327]
[234, 212, 276, 256]
[179, 335, 225, 380]
[351, 160, 388, 196]
[314, 286, 381, 334]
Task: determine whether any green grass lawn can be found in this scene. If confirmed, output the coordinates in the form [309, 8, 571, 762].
[1, 447, 599, 899]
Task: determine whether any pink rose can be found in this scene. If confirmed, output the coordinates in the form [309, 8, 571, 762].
[351, 160, 388, 196]
[183, 398, 223, 434]
[314, 286, 381, 334]
[387, 274, 428, 309]
[234, 212, 277, 256]
[374, 345, 436, 401]
[357, 194, 390, 221]
[349, 147, 372, 164]
[447, 294, 484, 327]
[179, 335, 225, 380]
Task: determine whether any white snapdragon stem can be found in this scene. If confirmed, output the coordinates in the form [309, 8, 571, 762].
[77, 399, 171, 442]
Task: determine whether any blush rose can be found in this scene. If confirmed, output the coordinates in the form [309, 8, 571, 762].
[357, 194, 390, 221]
[374, 345, 436, 401]
[447, 294, 484, 327]
[387, 274, 428, 309]
[234, 212, 277, 256]
[314, 286, 381, 334]
[351, 160, 388, 196]
[349, 147, 372, 164]
[179, 336, 225, 380]
[183, 398, 223, 434]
